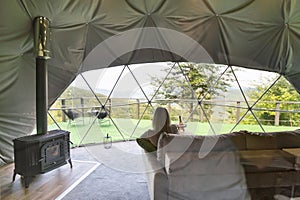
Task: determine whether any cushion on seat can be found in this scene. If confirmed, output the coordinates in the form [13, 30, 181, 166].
[270, 130, 300, 149]
[136, 138, 157, 152]
[157, 133, 240, 165]
[246, 129, 300, 150]
[246, 134, 277, 150]
[228, 131, 247, 150]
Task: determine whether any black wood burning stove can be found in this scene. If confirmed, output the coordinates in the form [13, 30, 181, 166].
[13, 130, 72, 187]
[12, 17, 72, 188]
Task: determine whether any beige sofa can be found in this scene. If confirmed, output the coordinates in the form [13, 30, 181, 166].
[142, 130, 300, 200]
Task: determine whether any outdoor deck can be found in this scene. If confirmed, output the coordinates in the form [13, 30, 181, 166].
[48, 117, 300, 147]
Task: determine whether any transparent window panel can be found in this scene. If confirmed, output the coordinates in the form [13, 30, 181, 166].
[250, 76, 300, 131]
[48, 62, 300, 146]
[78, 122, 125, 145]
[191, 64, 231, 101]
[150, 64, 191, 101]
[48, 72, 118, 146]
[151, 63, 196, 105]
[194, 102, 230, 135]
[81, 66, 125, 101]
[130, 104, 156, 138]
[110, 103, 148, 138]
[128, 62, 172, 100]
[225, 104, 249, 125]
[230, 112, 265, 133]
[231, 67, 279, 100]
[108, 64, 154, 138]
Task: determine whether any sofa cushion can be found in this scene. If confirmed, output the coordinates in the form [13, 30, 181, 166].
[164, 152, 245, 175]
[164, 151, 249, 200]
[136, 138, 157, 152]
[270, 129, 300, 149]
[168, 174, 249, 200]
[246, 129, 300, 150]
[246, 134, 277, 150]
[239, 150, 295, 172]
[157, 133, 241, 165]
[228, 131, 247, 150]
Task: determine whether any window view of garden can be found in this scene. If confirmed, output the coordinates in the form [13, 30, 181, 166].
[48, 62, 300, 147]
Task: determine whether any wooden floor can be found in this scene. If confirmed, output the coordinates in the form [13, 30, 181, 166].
[0, 160, 99, 200]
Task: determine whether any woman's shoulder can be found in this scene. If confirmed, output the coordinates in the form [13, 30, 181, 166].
[140, 129, 155, 138]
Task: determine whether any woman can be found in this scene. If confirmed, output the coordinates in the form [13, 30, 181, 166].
[142, 107, 178, 147]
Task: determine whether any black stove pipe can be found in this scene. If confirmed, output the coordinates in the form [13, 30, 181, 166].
[34, 17, 51, 134]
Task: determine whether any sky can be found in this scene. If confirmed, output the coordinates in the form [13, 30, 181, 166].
[71, 62, 279, 99]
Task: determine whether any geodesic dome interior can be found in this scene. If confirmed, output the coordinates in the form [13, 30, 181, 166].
[2, 0, 300, 165]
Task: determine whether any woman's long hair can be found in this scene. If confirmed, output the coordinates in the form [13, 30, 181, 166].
[152, 107, 172, 133]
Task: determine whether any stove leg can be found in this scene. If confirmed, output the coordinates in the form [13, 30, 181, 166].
[68, 158, 73, 168]
[24, 176, 29, 188]
[12, 170, 17, 182]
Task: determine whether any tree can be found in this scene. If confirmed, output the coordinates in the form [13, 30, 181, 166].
[150, 63, 233, 121]
[247, 77, 300, 126]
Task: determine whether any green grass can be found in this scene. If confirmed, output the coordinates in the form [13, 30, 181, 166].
[48, 117, 300, 147]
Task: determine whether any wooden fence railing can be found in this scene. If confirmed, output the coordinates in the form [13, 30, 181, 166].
[50, 97, 300, 126]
